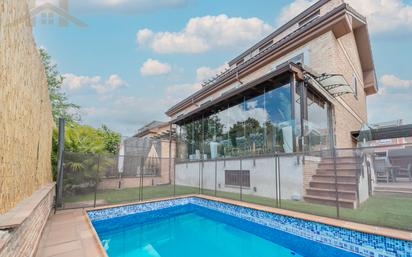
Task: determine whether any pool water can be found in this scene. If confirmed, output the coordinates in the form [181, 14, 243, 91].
[92, 204, 360, 257]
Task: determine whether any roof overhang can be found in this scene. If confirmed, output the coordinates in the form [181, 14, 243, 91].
[351, 124, 412, 141]
[348, 5, 378, 95]
[166, 3, 377, 117]
[171, 63, 303, 125]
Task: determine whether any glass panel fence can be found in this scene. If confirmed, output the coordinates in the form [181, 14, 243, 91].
[239, 156, 278, 208]
[337, 145, 412, 231]
[60, 143, 412, 232]
[174, 160, 201, 196]
[62, 152, 100, 209]
[215, 158, 242, 201]
[278, 150, 339, 218]
[95, 153, 141, 206]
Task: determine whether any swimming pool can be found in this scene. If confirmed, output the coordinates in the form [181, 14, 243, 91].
[88, 197, 412, 257]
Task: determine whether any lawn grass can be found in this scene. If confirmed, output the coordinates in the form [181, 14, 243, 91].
[64, 185, 412, 231]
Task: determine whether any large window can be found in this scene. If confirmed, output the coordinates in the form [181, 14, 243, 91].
[177, 81, 294, 160]
[176, 78, 333, 160]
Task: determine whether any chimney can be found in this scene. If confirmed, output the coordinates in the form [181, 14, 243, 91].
[59, 0, 68, 11]
[58, 0, 68, 27]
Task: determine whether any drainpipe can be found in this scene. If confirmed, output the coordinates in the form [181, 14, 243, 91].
[236, 71, 243, 85]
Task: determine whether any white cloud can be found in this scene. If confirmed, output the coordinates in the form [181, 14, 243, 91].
[62, 74, 101, 90]
[137, 14, 273, 53]
[140, 59, 172, 76]
[380, 74, 412, 88]
[196, 63, 229, 82]
[136, 28, 154, 45]
[276, 0, 315, 25]
[63, 73, 127, 94]
[80, 94, 176, 136]
[367, 74, 412, 124]
[277, 0, 412, 34]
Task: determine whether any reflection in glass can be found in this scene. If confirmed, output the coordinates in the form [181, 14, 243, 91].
[266, 84, 293, 153]
[305, 90, 330, 152]
[176, 80, 309, 160]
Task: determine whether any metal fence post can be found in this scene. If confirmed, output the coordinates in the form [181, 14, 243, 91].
[93, 154, 100, 208]
[240, 158, 243, 201]
[55, 118, 65, 209]
[198, 161, 201, 194]
[214, 159, 217, 197]
[332, 148, 340, 218]
[173, 158, 176, 197]
[201, 159, 204, 194]
[140, 156, 144, 201]
[278, 155, 281, 208]
[274, 153, 278, 208]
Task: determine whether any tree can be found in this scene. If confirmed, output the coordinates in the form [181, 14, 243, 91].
[39, 48, 80, 124]
[98, 125, 122, 154]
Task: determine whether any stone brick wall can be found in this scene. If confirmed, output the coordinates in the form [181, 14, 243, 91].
[0, 184, 55, 257]
[308, 31, 367, 148]
[0, 0, 54, 213]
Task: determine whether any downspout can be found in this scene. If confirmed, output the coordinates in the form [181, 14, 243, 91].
[236, 71, 243, 85]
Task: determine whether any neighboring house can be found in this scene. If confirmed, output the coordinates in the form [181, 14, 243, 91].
[101, 121, 176, 190]
[134, 121, 174, 140]
[166, 0, 378, 208]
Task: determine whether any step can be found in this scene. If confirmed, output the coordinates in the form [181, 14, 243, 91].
[320, 159, 360, 165]
[316, 169, 358, 176]
[322, 156, 358, 160]
[309, 181, 357, 191]
[374, 186, 412, 192]
[318, 163, 360, 169]
[312, 174, 357, 183]
[304, 195, 356, 209]
[306, 187, 357, 200]
[374, 190, 412, 196]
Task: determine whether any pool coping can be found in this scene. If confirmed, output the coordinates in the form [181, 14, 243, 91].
[82, 210, 109, 257]
[83, 194, 412, 252]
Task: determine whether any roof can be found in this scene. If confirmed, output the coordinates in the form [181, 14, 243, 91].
[134, 121, 169, 138]
[171, 63, 303, 125]
[166, 2, 376, 117]
[352, 124, 412, 141]
[228, 0, 331, 67]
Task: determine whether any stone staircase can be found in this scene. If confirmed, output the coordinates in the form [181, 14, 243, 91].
[304, 156, 360, 209]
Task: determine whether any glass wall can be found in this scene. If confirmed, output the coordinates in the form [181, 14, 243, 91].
[176, 80, 335, 161]
[177, 81, 297, 160]
[304, 90, 331, 152]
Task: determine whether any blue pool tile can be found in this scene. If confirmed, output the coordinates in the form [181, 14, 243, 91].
[87, 197, 412, 257]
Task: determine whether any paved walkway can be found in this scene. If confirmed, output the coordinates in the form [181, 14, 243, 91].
[35, 209, 104, 257]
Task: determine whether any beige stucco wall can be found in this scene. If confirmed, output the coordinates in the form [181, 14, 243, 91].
[0, 0, 54, 214]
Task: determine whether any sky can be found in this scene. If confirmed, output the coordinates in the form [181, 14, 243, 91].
[33, 0, 412, 136]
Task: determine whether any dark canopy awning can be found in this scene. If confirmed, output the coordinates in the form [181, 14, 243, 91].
[171, 63, 303, 125]
[351, 124, 412, 141]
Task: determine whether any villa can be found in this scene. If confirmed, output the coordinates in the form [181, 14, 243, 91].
[1, 1, 412, 257]
[167, 0, 378, 208]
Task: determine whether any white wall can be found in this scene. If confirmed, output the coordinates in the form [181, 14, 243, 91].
[358, 153, 375, 204]
[175, 156, 304, 200]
